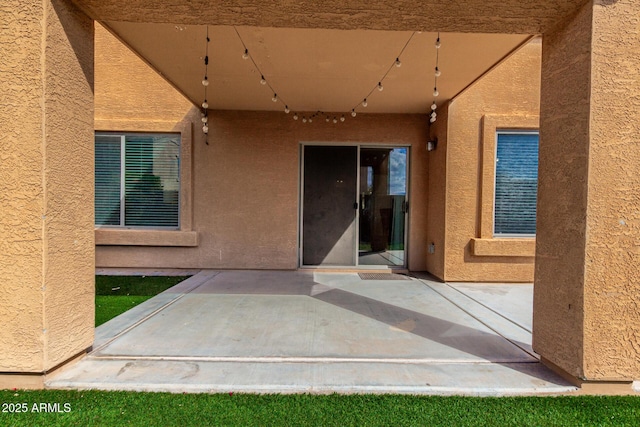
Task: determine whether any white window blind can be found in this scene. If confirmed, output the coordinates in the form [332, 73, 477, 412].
[95, 133, 180, 228]
[494, 131, 538, 236]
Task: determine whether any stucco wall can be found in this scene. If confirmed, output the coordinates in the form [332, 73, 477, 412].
[534, 0, 640, 381]
[96, 110, 431, 271]
[442, 40, 541, 282]
[95, 23, 194, 125]
[94, 25, 430, 271]
[0, 0, 94, 373]
[425, 106, 448, 280]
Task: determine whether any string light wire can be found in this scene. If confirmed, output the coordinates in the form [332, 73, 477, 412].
[201, 25, 210, 143]
[233, 28, 423, 123]
[430, 32, 441, 124]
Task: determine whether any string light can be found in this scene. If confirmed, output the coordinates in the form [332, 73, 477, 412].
[348, 32, 416, 118]
[201, 26, 210, 143]
[233, 27, 418, 124]
[431, 32, 442, 124]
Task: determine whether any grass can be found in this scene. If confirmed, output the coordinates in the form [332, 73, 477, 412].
[1, 391, 639, 426]
[95, 275, 191, 326]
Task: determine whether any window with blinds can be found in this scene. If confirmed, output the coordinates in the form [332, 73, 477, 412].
[494, 131, 538, 236]
[95, 133, 180, 228]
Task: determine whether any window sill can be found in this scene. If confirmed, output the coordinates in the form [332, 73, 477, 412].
[95, 229, 198, 247]
[471, 238, 535, 257]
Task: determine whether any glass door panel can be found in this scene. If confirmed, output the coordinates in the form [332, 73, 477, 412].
[302, 145, 358, 266]
[358, 148, 407, 266]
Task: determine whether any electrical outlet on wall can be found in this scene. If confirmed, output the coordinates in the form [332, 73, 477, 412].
[428, 243, 436, 254]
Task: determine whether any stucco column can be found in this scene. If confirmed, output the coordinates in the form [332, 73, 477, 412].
[534, 0, 640, 384]
[0, 0, 94, 388]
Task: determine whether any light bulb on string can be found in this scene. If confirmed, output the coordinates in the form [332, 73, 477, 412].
[272, 93, 278, 102]
[242, 48, 249, 59]
[351, 109, 357, 117]
[333, 117, 338, 124]
[203, 124, 209, 133]
[377, 82, 383, 92]
[433, 88, 439, 97]
[302, 117, 307, 123]
[431, 102, 437, 110]
[260, 76, 267, 85]
[340, 115, 345, 122]
[201, 115, 208, 123]
[435, 37, 441, 49]
[362, 99, 368, 107]
[293, 113, 299, 120]
[202, 76, 209, 86]
[202, 100, 209, 109]
[429, 116, 436, 123]
[430, 111, 437, 118]
[435, 67, 441, 77]
[395, 58, 402, 68]
[284, 105, 290, 114]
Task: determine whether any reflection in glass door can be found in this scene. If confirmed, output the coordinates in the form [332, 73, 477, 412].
[358, 147, 407, 266]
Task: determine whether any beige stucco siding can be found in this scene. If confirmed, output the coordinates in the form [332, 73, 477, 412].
[96, 111, 430, 271]
[534, 0, 640, 381]
[442, 40, 542, 282]
[94, 25, 430, 271]
[0, 0, 94, 372]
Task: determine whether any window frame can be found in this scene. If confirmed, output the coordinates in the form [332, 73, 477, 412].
[492, 130, 539, 238]
[471, 114, 539, 258]
[95, 131, 182, 230]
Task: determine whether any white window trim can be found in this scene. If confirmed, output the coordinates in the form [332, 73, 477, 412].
[95, 131, 182, 230]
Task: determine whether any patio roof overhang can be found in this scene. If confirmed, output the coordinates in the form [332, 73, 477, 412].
[72, 0, 586, 113]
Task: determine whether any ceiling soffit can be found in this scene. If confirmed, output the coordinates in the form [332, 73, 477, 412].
[105, 22, 532, 114]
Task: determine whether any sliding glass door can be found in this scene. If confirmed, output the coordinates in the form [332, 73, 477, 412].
[301, 145, 408, 267]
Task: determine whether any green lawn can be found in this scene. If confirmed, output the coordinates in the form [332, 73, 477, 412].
[95, 275, 191, 326]
[1, 391, 639, 426]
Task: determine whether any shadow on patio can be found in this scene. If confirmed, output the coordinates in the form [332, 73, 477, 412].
[47, 270, 575, 395]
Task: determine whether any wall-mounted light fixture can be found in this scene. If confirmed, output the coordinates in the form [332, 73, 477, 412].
[427, 138, 438, 152]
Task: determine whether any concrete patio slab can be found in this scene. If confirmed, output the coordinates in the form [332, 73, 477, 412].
[47, 270, 576, 395]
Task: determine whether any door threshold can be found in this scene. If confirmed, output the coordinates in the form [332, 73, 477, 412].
[299, 266, 409, 274]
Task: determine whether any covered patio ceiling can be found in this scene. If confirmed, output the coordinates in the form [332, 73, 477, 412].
[102, 22, 532, 114]
[73, 0, 587, 114]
